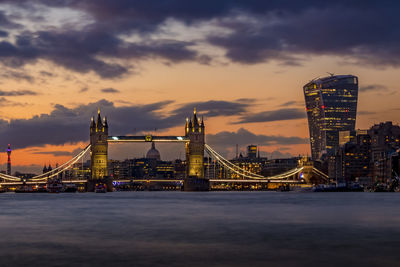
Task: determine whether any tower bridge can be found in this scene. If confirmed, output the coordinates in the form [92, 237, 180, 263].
[0, 108, 328, 191]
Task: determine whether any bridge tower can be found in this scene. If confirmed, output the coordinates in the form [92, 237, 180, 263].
[89, 109, 109, 190]
[184, 108, 208, 191]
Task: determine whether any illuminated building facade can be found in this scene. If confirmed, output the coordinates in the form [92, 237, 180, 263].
[332, 130, 371, 184]
[230, 147, 267, 179]
[368, 121, 400, 182]
[107, 158, 180, 180]
[247, 145, 257, 159]
[304, 75, 358, 159]
[64, 161, 91, 180]
[330, 123, 400, 184]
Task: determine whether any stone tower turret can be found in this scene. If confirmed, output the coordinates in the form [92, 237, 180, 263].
[185, 108, 205, 179]
[90, 108, 108, 181]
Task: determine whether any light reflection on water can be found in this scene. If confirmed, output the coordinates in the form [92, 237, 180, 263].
[1, 192, 400, 267]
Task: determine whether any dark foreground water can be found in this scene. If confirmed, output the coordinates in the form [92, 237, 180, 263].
[1, 192, 400, 267]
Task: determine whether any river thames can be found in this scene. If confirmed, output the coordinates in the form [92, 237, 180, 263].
[0, 191, 399, 267]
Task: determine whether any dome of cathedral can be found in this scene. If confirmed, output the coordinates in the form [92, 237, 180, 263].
[146, 142, 160, 160]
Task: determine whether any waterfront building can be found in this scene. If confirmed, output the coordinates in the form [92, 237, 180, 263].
[368, 121, 400, 182]
[106, 157, 182, 180]
[64, 161, 91, 180]
[330, 122, 400, 185]
[173, 159, 186, 179]
[204, 157, 217, 179]
[332, 130, 371, 184]
[230, 146, 267, 179]
[108, 159, 129, 179]
[303, 75, 358, 159]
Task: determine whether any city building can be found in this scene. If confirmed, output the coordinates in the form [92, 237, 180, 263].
[262, 158, 300, 177]
[229, 145, 267, 179]
[331, 130, 371, 184]
[247, 145, 257, 159]
[329, 122, 400, 186]
[146, 142, 161, 160]
[64, 161, 91, 180]
[106, 157, 184, 180]
[303, 74, 358, 159]
[368, 121, 400, 182]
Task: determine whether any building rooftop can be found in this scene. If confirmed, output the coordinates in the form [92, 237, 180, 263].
[304, 74, 357, 87]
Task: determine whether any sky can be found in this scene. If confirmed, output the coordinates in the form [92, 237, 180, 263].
[0, 0, 399, 173]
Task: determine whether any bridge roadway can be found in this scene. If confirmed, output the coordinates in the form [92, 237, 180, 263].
[108, 136, 188, 143]
[0, 178, 302, 186]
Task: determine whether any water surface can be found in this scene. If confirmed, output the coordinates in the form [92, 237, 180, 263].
[0, 192, 399, 267]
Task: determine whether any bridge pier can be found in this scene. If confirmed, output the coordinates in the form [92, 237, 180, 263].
[184, 109, 209, 191]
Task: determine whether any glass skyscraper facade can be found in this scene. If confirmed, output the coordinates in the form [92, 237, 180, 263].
[303, 75, 358, 160]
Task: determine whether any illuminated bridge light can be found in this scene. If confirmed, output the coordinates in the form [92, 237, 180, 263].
[112, 136, 119, 140]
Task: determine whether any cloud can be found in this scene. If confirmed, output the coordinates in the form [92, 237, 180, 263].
[0, 1, 398, 78]
[115, 99, 133, 105]
[268, 150, 295, 159]
[101, 88, 120, 93]
[235, 108, 305, 124]
[207, 128, 308, 147]
[206, 128, 307, 158]
[0, 30, 8, 37]
[172, 99, 252, 118]
[357, 110, 376, 115]
[31, 147, 83, 157]
[0, 10, 21, 29]
[0, 29, 201, 78]
[0, 89, 37, 96]
[39, 71, 55, 77]
[0, 97, 27, 106]
[0, 98, 308, 150]
[0, 69, 35, 82]
[207, 4, 400, 67]
[279, 101, 302, 107]
[0, 99, 256, 149]
[359, 84, 388, 92]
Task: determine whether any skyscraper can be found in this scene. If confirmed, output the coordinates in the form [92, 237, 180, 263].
[303, 75, 358, 159]
[247, 145, 257, 159]
[7, 144, 11, 175]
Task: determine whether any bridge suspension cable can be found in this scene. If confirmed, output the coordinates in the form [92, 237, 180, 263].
[312, 166, 329, 180]
[0, 145, 91, 182]
[0, 172, 24, 181]
[205, 144, 265, 178]
[30, 145, 91, 181]
[205, 144, 304, 180]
